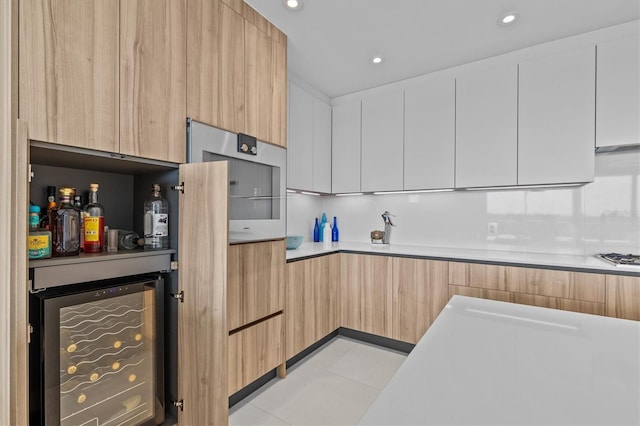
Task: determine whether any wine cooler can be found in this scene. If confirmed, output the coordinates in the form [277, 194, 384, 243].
[30, 276, 165, 425]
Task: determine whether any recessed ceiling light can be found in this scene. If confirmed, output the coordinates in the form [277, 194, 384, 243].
[371, 56, 383, 64]
[498, 11, 519, 26]
[284, 0, 302, 11]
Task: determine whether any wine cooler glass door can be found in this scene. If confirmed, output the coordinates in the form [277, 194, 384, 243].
[44, 280, 161, 425]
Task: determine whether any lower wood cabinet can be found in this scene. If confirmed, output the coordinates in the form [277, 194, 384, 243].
[340, 254, 393, 338]
[228, 313, 284, 396]
[285, 254, 340, 360]
[605, 275, 640, 321]
[448, 262, 606, 316]
[392, 258, 449, 344]
[228, 239, 285, 331]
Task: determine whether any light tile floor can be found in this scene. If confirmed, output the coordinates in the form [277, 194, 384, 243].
[229, 337, 407, 426]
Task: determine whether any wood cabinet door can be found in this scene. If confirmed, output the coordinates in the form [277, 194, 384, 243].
[187, 0, 245, 134]
[120, 0, 186, 163]
[19, 0, 119, 152]
[605, 275, 640, 321]
[404, 77, 455, 190]
[596, 34, 640, 148]
[392, 258, 449, 344]
[285, 255, 340, 360]
[331, 101, 361, 193]
[227, 239, 285, 331]
[518, 46, 595, 185]
[340, 254, 393, 338]
[361, 90, 404, 192]
[455, 64, 518, 188]
[177, 161, 228, 425]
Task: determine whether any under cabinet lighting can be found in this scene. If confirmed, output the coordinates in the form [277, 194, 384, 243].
[286, 189, 297, 193]
[463, 183, 584, 191]
[300, 191, 320, 196]
[335, 192, 364, 197]
[373, 189, 454, 195]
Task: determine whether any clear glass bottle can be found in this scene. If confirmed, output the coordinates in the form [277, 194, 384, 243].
[50, 187, 81, 257]
[83, 183, 105, 253]
[144, 184, 169, 250]
[28, 205, 52, 259]
[74, 194, 85, 250]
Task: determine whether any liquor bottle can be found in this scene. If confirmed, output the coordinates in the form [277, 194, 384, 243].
[83, 184, 105, 253]
[117, 230, 145, 250]
[50, 188, 81, 257]
[332, 216, 339, 242]
[73, 194, 85, 250]
[144, 184, 169, 250]
[40, 185, 57, 230]
[28, 205, 52, 259]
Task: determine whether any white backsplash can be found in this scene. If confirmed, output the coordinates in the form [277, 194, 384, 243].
[287, 150, 640, 256]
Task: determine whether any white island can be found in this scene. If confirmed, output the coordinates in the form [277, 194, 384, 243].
[359, 295, 640, 425]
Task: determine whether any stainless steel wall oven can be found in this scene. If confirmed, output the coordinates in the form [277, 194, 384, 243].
[29, 275, 165, 425]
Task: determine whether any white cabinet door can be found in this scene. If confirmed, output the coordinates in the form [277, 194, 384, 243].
[596, 35, 640, 148]
[518, 47, 595, 185]
[287, 82, 314, 190]
[404, 78, 455, 190]
[332, 100, 361, 193]
[313, 98, 332, 193]
[455, 65, 518, 188]
[361, 91, 404, 192]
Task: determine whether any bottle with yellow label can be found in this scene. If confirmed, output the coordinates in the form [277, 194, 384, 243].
[83, 183, 105, 253]
[28, 205, 52, 259]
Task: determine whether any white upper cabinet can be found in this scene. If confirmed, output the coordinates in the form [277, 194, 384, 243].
[596, 34, 640, 148]
[404, 77, 455, 190]
[361, 91, 404, 192]
[287, 82, 314, 190]
[312, 98, 332, 193]
[455, 65, 518, 188]
[332, 100, 361, 193]
[518, 46, 596, 185]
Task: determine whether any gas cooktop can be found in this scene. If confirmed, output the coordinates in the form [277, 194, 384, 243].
[597, 253, 640, 267]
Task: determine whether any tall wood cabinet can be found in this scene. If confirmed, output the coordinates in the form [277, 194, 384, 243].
[605, 275, 640, 321]
[187, 0, 287, 148]
[19, 0, 120, 152]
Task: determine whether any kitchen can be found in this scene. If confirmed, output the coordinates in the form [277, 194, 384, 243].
[1, 0, 639, 425]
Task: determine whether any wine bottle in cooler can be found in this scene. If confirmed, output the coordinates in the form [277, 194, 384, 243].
[83, 184, 105, 253]
[144, 184, 169, 250]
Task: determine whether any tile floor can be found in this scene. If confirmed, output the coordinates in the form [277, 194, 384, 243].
[229, 336, 407, 426]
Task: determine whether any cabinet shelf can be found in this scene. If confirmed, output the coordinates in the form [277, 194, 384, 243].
[30, 249, 175, 290]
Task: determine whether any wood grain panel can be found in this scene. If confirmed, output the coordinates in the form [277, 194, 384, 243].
[244, 22, 273, 144]
[392, 258, 449, 344]
[229, 314, 284, 395]
[219, 0, 244, 15]
[448, 285, 514, 303]
[605, 275, 640, 321]
[512, 293, 604, 316]
[228, 239, 285, 331]
[187, 0, 245, 134]
[271, 37, 287, 147]
[178, 161, 228, 425]
[120, 0, 186, 163]
[340, 254, 393, 338]
[285, 255, 340, 360]
[19, 0, 119, 151]
[448, 262, 468, 286]
[10, 120, 29, 425]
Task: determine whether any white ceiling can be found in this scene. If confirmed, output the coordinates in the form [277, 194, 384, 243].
[244, 0, 640, 98]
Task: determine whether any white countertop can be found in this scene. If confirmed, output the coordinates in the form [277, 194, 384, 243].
[286, 241, 640, 275]
[359, 295, 640, 426]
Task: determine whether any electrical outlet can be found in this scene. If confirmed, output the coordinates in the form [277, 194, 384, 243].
[487, 222, 498, 236]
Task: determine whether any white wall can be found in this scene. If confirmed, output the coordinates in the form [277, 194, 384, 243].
[287, 151, 640, 256]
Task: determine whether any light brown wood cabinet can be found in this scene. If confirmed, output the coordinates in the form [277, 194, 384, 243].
[20, 0, 187, 163]
[605, 274, 640, 320]
[448, 262, 606, 315]
[120, 0, 186, 163]
[391, 258, 449, 344]
[285, 254, 340, 360]
[187, 0, 287, 147]
[340, 254, 393, 338]
[19, 0, 120, 152]
[227, 239, 285, 331]
[228, 313, 284, 396]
